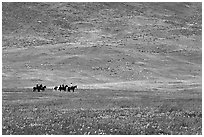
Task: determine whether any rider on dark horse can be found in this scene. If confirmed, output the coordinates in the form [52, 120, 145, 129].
[40, 84, 42, 88]
[59, 85, 62, 91]
[62, 84, 66, 91]
[68, 83, 77, 92]
[34, 84, 46, 92]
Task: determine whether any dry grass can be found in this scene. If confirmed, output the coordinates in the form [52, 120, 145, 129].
[2, 88, 202, 135]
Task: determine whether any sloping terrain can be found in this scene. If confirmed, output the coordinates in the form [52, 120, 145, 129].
[2, 2, 202, 91]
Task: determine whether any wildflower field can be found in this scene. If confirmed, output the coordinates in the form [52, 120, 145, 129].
[2, 88, 202, 135]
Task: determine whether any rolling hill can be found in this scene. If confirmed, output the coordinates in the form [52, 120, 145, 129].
[2, 2, 202, 91]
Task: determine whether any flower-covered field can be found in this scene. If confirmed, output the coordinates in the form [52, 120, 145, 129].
[2, 88, 202, 135]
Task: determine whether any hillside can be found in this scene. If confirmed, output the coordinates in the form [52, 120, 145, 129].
[2, 2, 202, 91]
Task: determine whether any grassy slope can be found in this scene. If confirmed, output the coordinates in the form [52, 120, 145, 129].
[2, 2, 202, 90]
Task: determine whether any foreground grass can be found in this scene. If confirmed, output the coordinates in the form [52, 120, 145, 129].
[2, 105, 202, 135]
[2, 88, 202, 135]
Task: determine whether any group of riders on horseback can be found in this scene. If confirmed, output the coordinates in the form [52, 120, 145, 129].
[33, 84, 46, 92]
[54, 83, 77, 92]
[33, 83, 77, 92]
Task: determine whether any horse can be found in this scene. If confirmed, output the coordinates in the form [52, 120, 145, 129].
[33, 86, 41, 92]
[41, 86, 46, 91]
[68, 85, 77, 92]
[58, 85, 62, 91]
[33, 86, 37, 92]
[54, 86, 58, 90]
[58, 84, 68, 91]
[61, 84, 68, 91]
[64, 85, 68, 91]
[33, 84, 46, 92]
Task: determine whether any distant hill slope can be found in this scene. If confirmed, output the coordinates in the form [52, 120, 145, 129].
[2, 2, 202, 89]
[2, 2, 201, 48]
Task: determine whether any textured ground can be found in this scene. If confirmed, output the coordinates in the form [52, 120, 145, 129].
[2, 88, 202, 135]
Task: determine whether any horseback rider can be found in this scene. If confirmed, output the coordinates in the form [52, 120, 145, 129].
[40, 84, 43, 88]
[59, 85, 62, 91]
[70, 83, 73, 87]
[62, 84, 65, 91]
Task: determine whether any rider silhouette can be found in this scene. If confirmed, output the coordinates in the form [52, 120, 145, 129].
[59, 85, 62, 91]
[40, 84, 43, 88]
